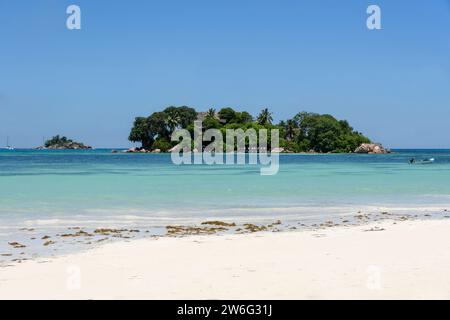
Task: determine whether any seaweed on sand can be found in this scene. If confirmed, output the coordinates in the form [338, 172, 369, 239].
[201, 221, 236, 227]
[60, 230, 93, 237]
[243, 224, 267, 233]
[166, 225, 227, 236]
[8, 242, 26, 248]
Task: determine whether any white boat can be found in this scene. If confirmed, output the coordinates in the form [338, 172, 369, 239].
[418, 158, 435, 164]
[410, 158, 435, 165]
[2, 136, 14, 150]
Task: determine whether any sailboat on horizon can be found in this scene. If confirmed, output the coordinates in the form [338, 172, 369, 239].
[2, 136, 14, 150]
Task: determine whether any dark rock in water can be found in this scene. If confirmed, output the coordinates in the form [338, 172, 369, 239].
[125, 147, 154, 153]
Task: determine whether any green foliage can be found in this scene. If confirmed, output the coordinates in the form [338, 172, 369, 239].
[256, 108, 273, 125]
[285, 119, 298, 141]
[177, 106, 197, 128]
[129, 117, 152, 149]
[234, 111, 253, 124]
[217, 107, 236, 124]
[152, 137, 173, 152]
[206, 108, 216, 118]
[163, 106, 197, 129]
[203, 116, 222, 130]
[128, 106, 371, 153]
[163, 106, 181, 132]
[44, 135, 89, 149]
[45, 135, 72, 147]
[290, 112, 371, 153]
[217, 108, 253, 125]
[147, 112, 168, 141]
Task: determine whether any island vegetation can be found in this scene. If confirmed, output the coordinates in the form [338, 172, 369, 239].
[128, 106, 374, 153]
[39, 135, 92, 150]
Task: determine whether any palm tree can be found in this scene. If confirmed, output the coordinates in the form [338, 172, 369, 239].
[257, 108, 273, 125]
[206, 108, 216, 118]
[165, 109, 181, 133]
[285, 119, 297, 140]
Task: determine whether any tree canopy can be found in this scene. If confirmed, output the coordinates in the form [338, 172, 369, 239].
[44, 135, 91, 149]
[128, 106, 371, 153]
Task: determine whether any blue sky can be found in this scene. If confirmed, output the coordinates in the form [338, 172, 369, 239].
[1, 0, 449, 148]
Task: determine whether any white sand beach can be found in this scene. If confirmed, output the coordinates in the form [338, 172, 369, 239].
[1, 219, 450, 300]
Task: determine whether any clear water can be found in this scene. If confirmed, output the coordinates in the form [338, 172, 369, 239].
[1, 149, 450, 228]
[1, 149, 450, 261]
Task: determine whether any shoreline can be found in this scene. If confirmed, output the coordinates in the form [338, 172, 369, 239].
[2, 148, 398, 155]
[2, 218, 450, 299]
[2, 206, 449, 267]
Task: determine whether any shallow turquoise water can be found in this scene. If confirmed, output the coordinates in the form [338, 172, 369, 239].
[1, 149, 450, 260]
[1, 149, 450, 230]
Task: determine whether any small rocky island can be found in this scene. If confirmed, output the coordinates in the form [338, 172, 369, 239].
[37, 135, 92, 150]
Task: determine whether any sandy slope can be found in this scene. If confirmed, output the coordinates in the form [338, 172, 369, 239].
[1, 219, 450, 299]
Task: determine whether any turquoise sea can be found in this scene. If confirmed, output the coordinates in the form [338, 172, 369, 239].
[1, 149, 450, 259]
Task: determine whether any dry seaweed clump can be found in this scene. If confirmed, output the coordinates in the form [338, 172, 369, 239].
[166, 225, 227, 236]
[60, 230, 93, 237]
[243, 224, 267, 233]
[8, 242, 26, 249]
[354, 214, 370, 220]
[320, 221, 338, 228]
[267, 220, 282, 228]
[201, 221, 236, 227]
[93, 228, 128, 235]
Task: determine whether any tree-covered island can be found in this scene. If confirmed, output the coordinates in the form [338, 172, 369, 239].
[37, 135, 92, 150]
[129, 106, 387, 153]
